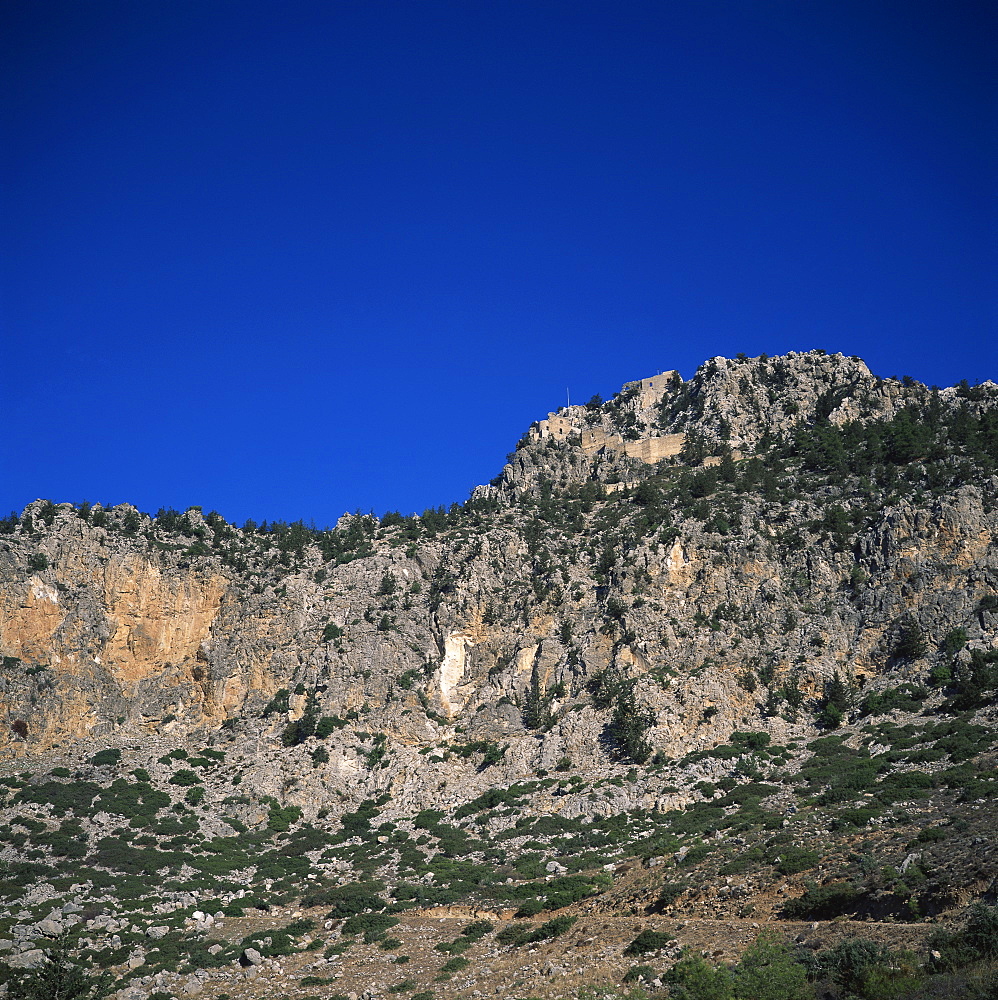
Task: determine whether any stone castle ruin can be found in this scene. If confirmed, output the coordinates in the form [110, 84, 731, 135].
[529, 371, 687, 464]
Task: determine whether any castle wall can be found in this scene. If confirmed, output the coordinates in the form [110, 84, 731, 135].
[623, 371, 678, 395]
[623, 434, 686, 463]
[580, 428, 623, 455]
[580, 429, 686, 463]
[531, 413, 576, 441]
[530, 373, 685, 464]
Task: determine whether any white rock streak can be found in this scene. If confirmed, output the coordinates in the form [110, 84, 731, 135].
[438, 632, 473, 716]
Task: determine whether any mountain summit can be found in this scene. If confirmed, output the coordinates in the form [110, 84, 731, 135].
[1, 351, 997, 998]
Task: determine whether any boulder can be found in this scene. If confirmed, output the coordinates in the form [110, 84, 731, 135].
[8, 949, 45, 969]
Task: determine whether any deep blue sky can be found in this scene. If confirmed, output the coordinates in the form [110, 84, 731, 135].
[2, 1, 995, 526]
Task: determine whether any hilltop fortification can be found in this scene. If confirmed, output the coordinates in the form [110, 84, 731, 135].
[530, 371, 687, 465]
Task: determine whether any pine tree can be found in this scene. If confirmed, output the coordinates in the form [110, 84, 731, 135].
[894, 619, 927, 660]
[607, 681, 655, 763]
[818, 671, 850, 728]
[522, 664, 550, 729]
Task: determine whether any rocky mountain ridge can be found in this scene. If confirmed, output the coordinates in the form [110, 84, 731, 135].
[3, 352, 995, 757]
[1, 350, 997, 999]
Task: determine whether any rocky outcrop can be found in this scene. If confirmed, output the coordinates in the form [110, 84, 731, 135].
[0, 352, 995, 779]
[1, 352, 998, 1000]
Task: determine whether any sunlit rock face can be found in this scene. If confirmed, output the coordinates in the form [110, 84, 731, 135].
[0, 353, 997, 998]
[0, 351, 994, 778]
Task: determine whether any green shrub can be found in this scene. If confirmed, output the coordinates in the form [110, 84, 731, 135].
[462, 920, 494, 938]
[729, 733, 772, 751]
[666, 951, 732, 1000]
[655, 882, 687, 907]
[961, 902, 998, 961]
[263, 689, 290, 716]
[774, 846, 820, 875]
[623, 964, 656, 983]
[732, 933, 809, 1000]
[941, 627, 969, 656]
[662, 804, 726, 836]
[340, 798, 384, 835]
[397, 668, 421, 690]
[916, 825, 949, 844]
[679, 844, 713, 867]
[929, 662, 953, 687]
[306, 880, 387, 916]
[793, 738, 879, 802]
[89, 748, 122, 768]
[237, 918, 315, 959]
[933, 720, 993, 762]
[341, 913, 398, 938]
[495, 915, 576, 948]
[40, 819, 88, 859]
[781, 882, 860, 919]
[874, 770, 935, 804]
[533, 916, 578, 943]
[16, 780, 101, 817]
[265, 801, 301, 832]
[315, 716, 343, 739]
[801, 937, 896, 994]
[514, 898, 543, 918]
[435, 920, 494, 955]
[831, 807, 880, 829]
[624, 928, 674, 956]
[322, 622, 344, 642]
[450, 739, 508, 769]
[860, 682, 928, 716]
[95, 778, 170, 821]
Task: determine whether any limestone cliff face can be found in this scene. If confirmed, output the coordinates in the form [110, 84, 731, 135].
[0, 352, 996, 785]
[0, 520, 231, 745]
